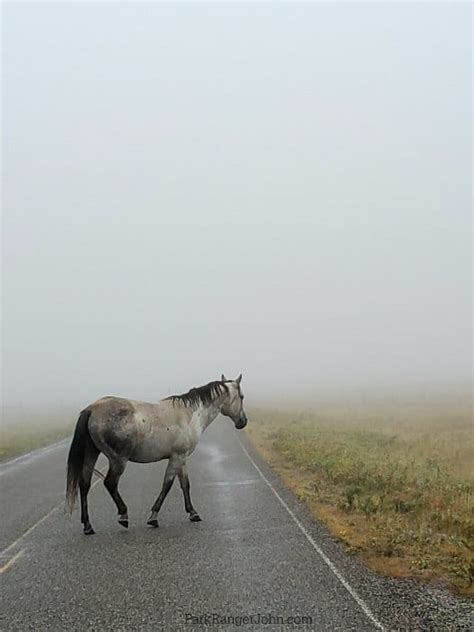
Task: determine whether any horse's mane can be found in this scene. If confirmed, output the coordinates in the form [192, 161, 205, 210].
[165, 380, 229, 409]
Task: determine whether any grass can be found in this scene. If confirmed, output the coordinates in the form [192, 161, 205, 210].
[246, 391, 473, 595]
[0, 410, 75, 462]
[1, 393, 472, 594]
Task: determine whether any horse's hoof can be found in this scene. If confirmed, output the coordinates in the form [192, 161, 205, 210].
[118, 519, 129, 529]
[84, 525, 95, 535]
[147, 519, 159, 528]
[189, 513, 202, 522]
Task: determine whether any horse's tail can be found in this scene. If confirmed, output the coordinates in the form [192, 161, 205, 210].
[66, 408, 92, 513]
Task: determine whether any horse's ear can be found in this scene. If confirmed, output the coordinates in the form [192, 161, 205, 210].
[221, 374, 227, 382]
[236, 374, 242, 385]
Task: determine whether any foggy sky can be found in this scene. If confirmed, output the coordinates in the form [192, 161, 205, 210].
[2, 2, 472, 408]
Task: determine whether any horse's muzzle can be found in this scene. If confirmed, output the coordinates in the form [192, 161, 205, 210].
[235, 415, 248, 430]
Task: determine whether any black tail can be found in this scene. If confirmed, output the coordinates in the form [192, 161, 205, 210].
[66, 409, 92, 512]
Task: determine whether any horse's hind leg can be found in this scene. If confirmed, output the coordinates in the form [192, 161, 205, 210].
[104, 458, 129, 528]
[80, 444, 100, 535]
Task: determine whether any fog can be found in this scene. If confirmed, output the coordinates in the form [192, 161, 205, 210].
[2, 3, 472, 409]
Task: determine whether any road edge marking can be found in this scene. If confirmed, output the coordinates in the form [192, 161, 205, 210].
[0, 548, 25, 574]
[0, 468, 106, 558]
[0, 439, 69, 475]
[236, 436, 386, 631]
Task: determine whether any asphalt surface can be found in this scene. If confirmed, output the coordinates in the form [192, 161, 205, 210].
[1, 420, 472, 631]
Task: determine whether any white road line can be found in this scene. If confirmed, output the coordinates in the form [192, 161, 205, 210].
[203, 479, 260, 487]
[0, 506, 61, 558]
[0, 549, 25, 574]
[236, 437, 385, 632]
[0, 438, 69, 476]
[0, 469, 106, 559]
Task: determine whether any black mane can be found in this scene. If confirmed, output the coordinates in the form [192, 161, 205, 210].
[166, 380, 229, 409]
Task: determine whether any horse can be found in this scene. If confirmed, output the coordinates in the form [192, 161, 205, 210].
[66, 374, 248, 535]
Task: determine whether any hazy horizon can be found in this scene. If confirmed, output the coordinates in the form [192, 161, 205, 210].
[2, 2, 472, 409]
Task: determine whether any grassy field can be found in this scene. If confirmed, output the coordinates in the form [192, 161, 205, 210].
[246, 391, 473, 595]
[2, 394, 472, 594]
[0, 410, 75, 462]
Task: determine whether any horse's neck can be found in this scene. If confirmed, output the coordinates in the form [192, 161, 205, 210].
[193, 401, 222, 435]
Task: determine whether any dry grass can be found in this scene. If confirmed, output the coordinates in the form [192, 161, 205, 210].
[0, 410, 75, 462]
[246, 391, 473, 595]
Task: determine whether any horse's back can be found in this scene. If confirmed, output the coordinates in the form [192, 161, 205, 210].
[87, 396, 139, 457]
[86, 395, 194, 462]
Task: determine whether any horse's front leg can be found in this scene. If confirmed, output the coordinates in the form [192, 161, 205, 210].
[178, 463, 201, 522]
[147, 455, 181, 528]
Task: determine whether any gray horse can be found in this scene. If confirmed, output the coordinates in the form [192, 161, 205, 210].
[66, 375, 248, 535]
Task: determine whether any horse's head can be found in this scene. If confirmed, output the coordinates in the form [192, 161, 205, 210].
[220, 374, 248, 430]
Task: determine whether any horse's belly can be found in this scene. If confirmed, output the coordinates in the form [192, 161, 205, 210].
[129, 427, 195, 463]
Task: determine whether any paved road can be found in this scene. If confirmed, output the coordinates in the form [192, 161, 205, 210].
[1, 420, 472, 631]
